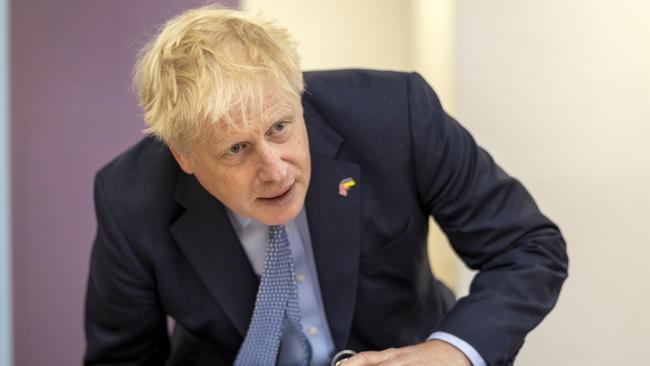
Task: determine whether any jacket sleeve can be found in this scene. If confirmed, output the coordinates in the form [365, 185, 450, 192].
[408, 72, 568, 365]
[84, 172, 170, 365]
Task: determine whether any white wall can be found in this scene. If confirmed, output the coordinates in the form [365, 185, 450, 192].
[0, 0, 11, 364]
[242, 0, 412, 71]
[411, 0, 456, 114]
[457, 1, 650, 364]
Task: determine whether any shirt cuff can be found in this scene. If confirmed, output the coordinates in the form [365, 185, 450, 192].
[428, 331, 486, 366]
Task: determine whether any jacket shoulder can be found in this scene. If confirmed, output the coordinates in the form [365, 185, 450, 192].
[301, 70, 439, 145]
[303, 69, 412, 94]
[94, 137, 181, 227]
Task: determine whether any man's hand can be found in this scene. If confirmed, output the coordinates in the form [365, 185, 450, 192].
[341, 339, 471, 366]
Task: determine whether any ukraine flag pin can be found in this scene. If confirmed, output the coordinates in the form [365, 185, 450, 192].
[338, 177, 356, 197]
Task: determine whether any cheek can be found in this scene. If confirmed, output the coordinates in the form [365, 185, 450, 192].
[213, 169, 258, 201]
[292, 126, 311, 163]
[194, 168, 241, 202]
[299, 139, 311, 174]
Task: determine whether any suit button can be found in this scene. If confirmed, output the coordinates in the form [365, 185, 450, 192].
[308, 326, 318, 336]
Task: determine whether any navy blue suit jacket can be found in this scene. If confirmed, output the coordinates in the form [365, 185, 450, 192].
[85, 70, 568, 365]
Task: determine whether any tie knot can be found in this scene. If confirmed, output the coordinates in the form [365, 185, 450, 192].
[269, 225, 286, 238]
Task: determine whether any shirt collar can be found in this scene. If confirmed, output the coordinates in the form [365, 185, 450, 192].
[225, 207, 305, 232]
[227, 209, 256, 231]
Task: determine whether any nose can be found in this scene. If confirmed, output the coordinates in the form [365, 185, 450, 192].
[256, 144, 288, 183]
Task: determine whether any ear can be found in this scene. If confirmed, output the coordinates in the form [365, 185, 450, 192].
[169, 146, 194, 175]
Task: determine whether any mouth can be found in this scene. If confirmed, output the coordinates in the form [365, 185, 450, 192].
[257, 183, 296, 205]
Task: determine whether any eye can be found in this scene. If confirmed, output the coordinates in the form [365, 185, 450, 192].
[226, 143, 245, 156]
[271, 121, 287, 133]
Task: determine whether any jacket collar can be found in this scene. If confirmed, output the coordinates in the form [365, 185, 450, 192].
[170, 172, 259, 337]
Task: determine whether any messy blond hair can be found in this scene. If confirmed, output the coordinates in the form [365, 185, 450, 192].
[133, 5, 304, 150]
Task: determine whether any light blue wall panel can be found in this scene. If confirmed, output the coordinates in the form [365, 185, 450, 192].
[0, 0, 12, 364]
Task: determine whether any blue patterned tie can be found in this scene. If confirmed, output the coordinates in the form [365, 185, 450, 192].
[235, 225, 311, 366]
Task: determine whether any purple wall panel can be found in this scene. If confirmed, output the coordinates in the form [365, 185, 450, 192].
[11, 1, 237, 364]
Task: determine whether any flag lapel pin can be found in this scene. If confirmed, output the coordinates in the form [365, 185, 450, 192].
[338, 177, 356, 197]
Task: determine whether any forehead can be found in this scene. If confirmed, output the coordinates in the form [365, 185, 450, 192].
[204, 81, 301, 144]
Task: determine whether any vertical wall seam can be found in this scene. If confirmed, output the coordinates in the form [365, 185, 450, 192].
[0, 0, 12, 364]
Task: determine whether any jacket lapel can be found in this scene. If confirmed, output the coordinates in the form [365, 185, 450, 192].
[304, 101, 361, 350]
[170, 172, 258, 337]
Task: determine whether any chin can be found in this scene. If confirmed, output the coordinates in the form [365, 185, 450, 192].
[261, 208, 300, 226]
[260, 198, 304, 225]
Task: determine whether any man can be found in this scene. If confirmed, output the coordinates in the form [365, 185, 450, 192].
[84, 6, 568, 366]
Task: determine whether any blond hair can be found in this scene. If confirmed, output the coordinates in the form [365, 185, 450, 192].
[133, 5, 304, 150]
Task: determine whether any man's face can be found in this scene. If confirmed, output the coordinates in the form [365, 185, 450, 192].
[171, 83, 311, 225]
